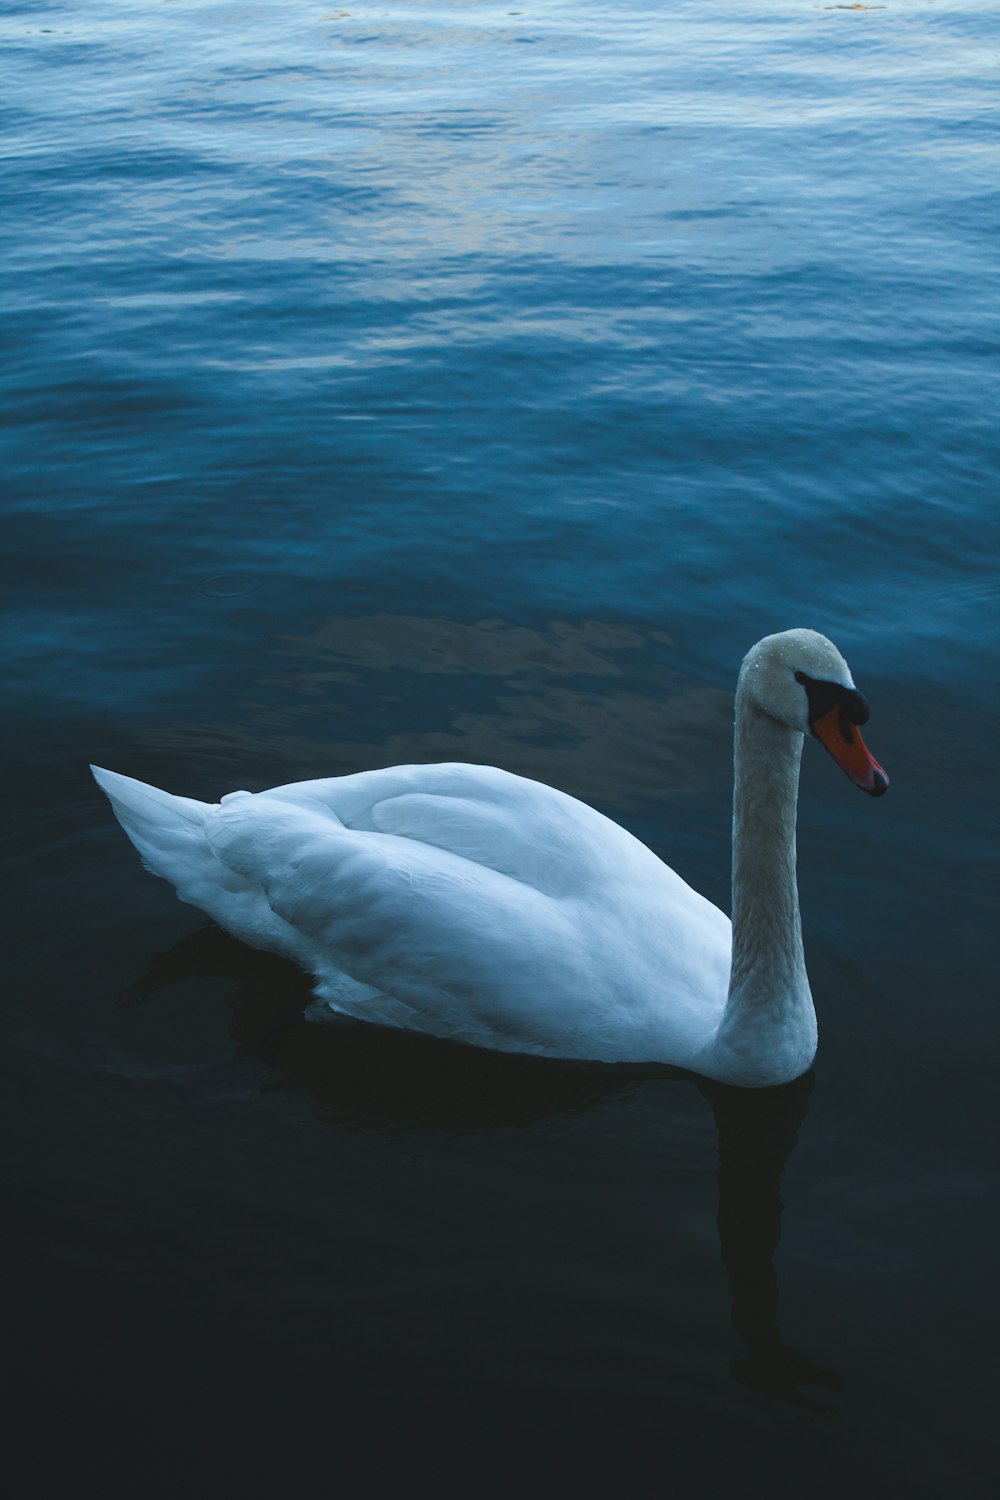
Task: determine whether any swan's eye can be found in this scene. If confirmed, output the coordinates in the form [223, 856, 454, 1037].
[794, 671, 870, 729]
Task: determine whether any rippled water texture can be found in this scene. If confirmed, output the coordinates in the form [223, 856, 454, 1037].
[3, 2, 998, 1495]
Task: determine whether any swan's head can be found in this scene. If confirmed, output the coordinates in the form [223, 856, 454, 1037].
[740, 629, 889, 796]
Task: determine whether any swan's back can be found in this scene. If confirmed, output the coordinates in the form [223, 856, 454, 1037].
[93, 761, 731, 1063]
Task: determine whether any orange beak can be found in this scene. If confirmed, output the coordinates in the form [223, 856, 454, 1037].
[811, 705, 889, 797]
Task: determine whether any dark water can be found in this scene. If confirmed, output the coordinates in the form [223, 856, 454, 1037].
[3, 1, 998, 1493]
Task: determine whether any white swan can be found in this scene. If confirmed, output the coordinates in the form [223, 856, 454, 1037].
[92, 629, 887, 1087]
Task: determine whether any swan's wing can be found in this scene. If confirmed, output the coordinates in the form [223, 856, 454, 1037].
[257, 762, 666, 900]
[204, 790, 594, 1052]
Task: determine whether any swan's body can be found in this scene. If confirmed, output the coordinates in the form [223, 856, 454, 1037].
[93, 630, 887, 1087]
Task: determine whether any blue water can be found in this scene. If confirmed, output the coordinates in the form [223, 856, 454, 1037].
[3, 1, 998, 1493]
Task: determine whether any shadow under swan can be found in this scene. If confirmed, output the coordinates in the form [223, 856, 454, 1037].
[122, 922, 845, 1409]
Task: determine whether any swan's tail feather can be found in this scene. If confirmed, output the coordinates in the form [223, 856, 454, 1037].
[90, 765, 214, 882]
[91, 767, 313, 965]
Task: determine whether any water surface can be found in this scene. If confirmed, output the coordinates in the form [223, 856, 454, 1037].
[3, 1, 998, 1494]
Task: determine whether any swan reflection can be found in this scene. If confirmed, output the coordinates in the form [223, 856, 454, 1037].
[122, 924, 844, 1406]
[700, 1074, 845, 1410]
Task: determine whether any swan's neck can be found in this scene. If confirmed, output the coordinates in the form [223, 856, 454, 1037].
[712, 687, 817, 1086]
